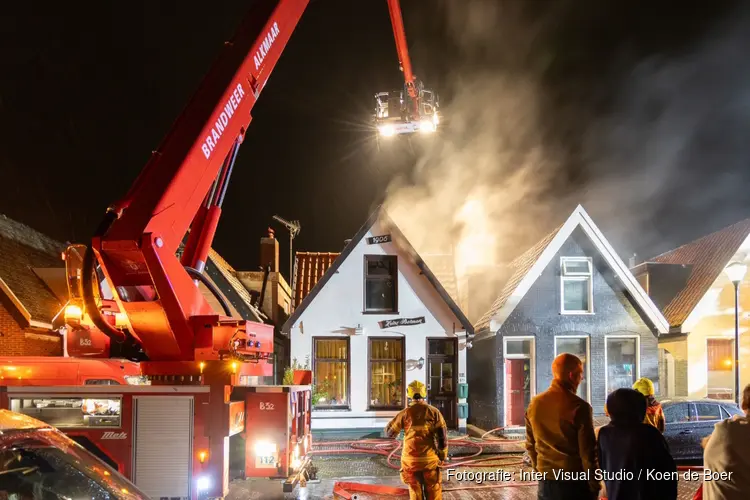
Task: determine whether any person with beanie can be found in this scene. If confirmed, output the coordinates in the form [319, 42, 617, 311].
[597, 388, 677, 500]
[633, 377, 665, 433]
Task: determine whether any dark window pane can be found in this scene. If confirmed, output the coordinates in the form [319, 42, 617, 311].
[563, 260, 590, 274]
[695, 403, 722, 421]
[428, 339, 455, 356]
[366, 256, 396, 276]
[365, 279, 395, 311]
[664, 404, 689, 424]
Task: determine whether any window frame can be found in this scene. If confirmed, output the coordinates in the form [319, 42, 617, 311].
[311, 336, 351, 411]
[363, 254, 398, 314]
[553, 335, 591, 402]
[560, 257, 594, 314]
[367, 337, 406, 411]
[603, 334, 640, 394]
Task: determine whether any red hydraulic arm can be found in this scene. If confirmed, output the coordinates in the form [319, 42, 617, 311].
[85, 0, 310, 361]
[386, 0, 420, 113]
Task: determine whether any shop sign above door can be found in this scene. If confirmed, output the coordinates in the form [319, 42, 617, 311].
[367, 234, 392, 245]
[378, 316, 425, 328]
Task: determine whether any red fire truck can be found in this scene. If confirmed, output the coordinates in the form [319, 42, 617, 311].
[0, 1, 433, 498]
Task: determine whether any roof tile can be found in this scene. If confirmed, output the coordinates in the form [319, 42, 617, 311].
[474, 226, 562, 332]
[0, 215, 65, 324]
[293, 252, 339, 308]
[646, 218, 750, 328]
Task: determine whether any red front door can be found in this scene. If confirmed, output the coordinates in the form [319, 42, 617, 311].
[506, 359, 527, 426]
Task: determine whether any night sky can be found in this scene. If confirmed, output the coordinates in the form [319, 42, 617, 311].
[2, 0, 750, 281]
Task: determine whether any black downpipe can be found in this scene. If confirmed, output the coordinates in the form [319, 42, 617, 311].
[185, 266, 233, 317]
[257, 264, 270, 309]
[82, 211, 127, 343]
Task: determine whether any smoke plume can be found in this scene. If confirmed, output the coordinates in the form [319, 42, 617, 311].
[382, 0, 750, 315]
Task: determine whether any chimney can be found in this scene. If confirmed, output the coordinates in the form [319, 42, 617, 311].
[628, 253, 637, 269]
[260, 227, 279, 272]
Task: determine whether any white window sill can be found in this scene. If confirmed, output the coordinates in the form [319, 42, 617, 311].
[560, 311, 595, 315]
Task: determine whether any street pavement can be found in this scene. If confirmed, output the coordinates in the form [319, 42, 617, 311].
[227, 453, 702, 499]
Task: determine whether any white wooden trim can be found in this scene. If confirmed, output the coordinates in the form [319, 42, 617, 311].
[560, 257, 594, 314]
[502, 336, 536, 427]
[604, 334, 641, 395]
[487, 205, 669, 334]
[554, 335, 591, 402]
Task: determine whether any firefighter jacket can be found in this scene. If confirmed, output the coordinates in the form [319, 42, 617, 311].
[385, 399, 448, 472]
[644, 396, 666, 433]
[524, 379, 600, 494]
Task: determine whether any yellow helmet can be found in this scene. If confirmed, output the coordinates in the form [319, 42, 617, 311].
[633, 377, 655, 396]
[407, 380, 427, 399]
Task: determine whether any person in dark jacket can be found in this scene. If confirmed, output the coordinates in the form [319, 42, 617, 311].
[597, 388, 677, 500]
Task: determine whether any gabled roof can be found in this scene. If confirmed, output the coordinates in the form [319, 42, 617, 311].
[421, 253, 460, 304]
[282, 206, 474, 336]
[293, 252, 339, 308]
[475, 205, 669, 335]
[638, 217, 750, 329]
[206, 250, 266, 324]
[0, 214, 66, 327]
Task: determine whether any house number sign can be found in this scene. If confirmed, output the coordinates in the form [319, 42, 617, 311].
[378, 316, 426, 328]
[367, 234, 392, 245]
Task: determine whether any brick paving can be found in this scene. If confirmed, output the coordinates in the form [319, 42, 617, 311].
[227, 452, 702, 499]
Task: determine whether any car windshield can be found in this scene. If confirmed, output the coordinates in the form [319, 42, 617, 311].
[0, 428, 149, 500]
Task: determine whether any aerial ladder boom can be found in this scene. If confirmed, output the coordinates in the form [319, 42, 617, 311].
[386, 0, 419, 110]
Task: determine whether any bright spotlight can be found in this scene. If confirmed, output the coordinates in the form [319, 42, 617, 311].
[419, 120, 435, 134]
[378, 124, 395, 137]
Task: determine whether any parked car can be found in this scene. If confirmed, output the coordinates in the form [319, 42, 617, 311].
[662, 398, 743, 460]
[0, 409, 148, 499]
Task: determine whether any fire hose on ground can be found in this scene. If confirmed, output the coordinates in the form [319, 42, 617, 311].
[311, 427, 708, 498]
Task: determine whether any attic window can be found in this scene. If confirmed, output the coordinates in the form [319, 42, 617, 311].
[364, 255, 397, 313]
[560, 257, 593, 314]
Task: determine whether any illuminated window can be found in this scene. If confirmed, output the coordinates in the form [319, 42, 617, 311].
[9, 397, 122, 428]
[560, 257, 593, 313]
[312, 338, 349, 409]
[707, 338, 734, 400]
[605, 337, 638, 393]
[364, 255, 397, 313]
[368, 338, 404, 410]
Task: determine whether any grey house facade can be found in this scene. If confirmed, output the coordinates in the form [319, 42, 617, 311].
[468, 206, 669, 431]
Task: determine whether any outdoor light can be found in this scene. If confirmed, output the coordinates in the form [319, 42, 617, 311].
[64, 304, 83, 324]
[723, 261, 747, 405]
[417, 357, 425, 370]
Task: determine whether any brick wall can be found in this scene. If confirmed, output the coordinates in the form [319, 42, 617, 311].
[468, 228, 661, 428]
[0, 304, 62, 356]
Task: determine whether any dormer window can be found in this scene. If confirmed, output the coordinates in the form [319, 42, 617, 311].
[560, 257, 593, 313]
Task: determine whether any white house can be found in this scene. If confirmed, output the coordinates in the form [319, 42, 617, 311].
[282, 207, 474, 434]
[632, 218, 750, 401]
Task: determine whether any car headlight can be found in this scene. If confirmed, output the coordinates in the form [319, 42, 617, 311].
[378, 124, 395, 137]
[196, 475, 210, 491]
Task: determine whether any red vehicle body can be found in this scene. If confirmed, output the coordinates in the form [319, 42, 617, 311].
[0, 357, 142, 386]
[1, 1, 430, 498]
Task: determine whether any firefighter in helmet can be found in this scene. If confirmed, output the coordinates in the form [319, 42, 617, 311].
[633, 377, 665, 433]
[385, 380, 448, 500]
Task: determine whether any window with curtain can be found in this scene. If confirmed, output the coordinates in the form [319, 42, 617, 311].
[368, 338, 404, 410]
[707, 338, 734, 400]
[312, 338, 349, 409]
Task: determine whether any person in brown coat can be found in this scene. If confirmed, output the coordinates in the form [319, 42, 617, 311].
[525, 353, 599, 500]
